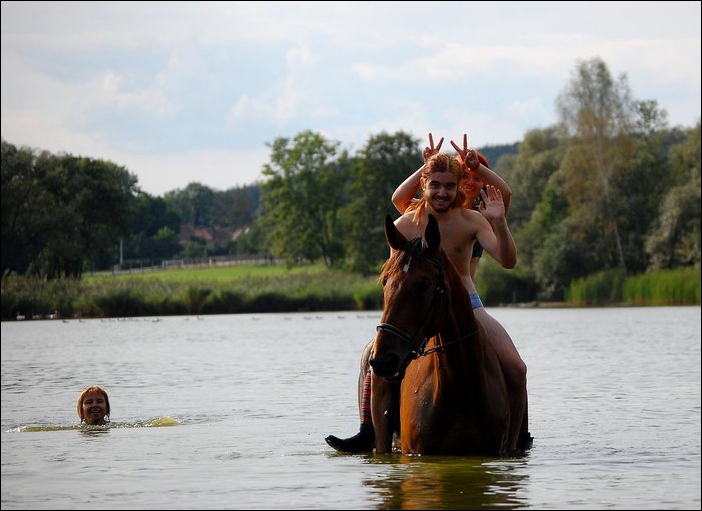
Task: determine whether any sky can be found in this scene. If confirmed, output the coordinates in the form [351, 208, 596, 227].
[1, 1, 700, 197]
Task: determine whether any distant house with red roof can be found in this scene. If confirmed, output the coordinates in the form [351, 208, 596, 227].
[179, 222, 214, 243]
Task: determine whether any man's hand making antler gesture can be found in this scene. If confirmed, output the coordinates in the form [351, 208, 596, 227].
[423, 133, 444, 162]
[451, 133, 481, 172]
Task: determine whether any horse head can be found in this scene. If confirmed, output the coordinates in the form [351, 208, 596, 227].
[369, 214, 449, 380]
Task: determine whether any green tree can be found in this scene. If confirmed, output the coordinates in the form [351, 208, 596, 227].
[123, 192, 182, 265]
[164, 183, 215, 226]
[499, 126, 566, 231]
[1, 141, 52, 277]
[514, 170, 570, 282]
[557, 56, 637, 273]
[211, 185, 259, 231]
[645, 123, 701, 269]
[257, 130, 350, 267]
[343, 131, 422, 274]
[533, 216, 606, 300]
[1, 140, 138, 278]
[613, 100, 673, 273]
[42, 154, 138, 277]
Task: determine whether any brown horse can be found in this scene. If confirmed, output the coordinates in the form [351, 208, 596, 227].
[369, 214, 512, 455]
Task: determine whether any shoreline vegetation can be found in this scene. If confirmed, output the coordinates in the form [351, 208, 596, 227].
[2, 264, 699, 321]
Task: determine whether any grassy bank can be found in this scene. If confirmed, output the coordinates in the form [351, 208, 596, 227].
[2, 263, 383, 321]
[2, 263, 699, 321]
[566, 267, 701, 306]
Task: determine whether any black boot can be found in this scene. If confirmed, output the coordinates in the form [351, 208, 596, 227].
[325, 423, 375, 453]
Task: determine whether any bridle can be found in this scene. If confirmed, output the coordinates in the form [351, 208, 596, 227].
[375, 239, 451, 380]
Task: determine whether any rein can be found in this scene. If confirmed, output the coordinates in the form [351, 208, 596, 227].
[421, 328, 479, 356]
[375, 241, 452, 378]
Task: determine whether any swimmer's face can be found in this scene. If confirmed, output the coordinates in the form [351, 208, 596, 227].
[81, 390, 108, 425]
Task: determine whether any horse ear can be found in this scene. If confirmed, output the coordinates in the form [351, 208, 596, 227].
[385, 214, 407, 250]
[425, 214, 441, 253]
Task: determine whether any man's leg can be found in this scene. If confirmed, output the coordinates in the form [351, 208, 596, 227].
[474, 307, 529, 450]
[325, 340, 375, 453]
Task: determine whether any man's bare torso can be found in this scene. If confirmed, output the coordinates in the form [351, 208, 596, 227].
[394, 207, 488, 294]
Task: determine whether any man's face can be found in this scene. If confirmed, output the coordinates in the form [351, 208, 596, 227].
[423, 172, 458, 213]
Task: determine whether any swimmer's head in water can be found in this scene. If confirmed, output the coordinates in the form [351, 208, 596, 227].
[77, 385, 110, 425]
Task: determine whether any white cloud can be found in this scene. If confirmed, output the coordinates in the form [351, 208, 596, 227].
[2, 1, 699, 196]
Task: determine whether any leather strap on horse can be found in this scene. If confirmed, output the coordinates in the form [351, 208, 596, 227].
[375, 249, 449, 360]
[376, 322, 429, 359]
[422, 328, 480, 356]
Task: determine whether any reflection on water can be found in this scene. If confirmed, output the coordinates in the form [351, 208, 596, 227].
[8, 416, 179, 433]
[79, 428, 111, 438]
[363, 455, 529, 510]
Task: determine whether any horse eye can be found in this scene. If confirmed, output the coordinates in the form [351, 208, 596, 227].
[415, 279, 432, 292]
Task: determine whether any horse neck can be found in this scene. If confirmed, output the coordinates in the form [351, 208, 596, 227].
[433, 269, 485, 380]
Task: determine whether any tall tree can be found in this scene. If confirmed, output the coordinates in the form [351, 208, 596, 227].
[258, 130, 350, 267]
[645, 123, 701, 269]
[123, 192, 182, 264]
[500, 126, 566, 231]
[39, 155, 138, 277]
[343, 131, 422, 274]
[164, 183, 216, 226]
[210, 185, 259, 230]
[1, 140, 139, 278]
[614, 100, 673, 273]
[1, 140, 51, 277]
[557, 57, 637, 273]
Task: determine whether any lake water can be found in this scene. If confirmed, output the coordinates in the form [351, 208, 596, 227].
[1, 307, 700, 509]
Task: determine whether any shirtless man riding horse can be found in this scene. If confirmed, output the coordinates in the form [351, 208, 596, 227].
[326, 135, 531, 453]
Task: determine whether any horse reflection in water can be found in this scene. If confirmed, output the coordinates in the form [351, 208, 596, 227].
[363, 455, 529, 510]
[369, 215, 517, 455]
